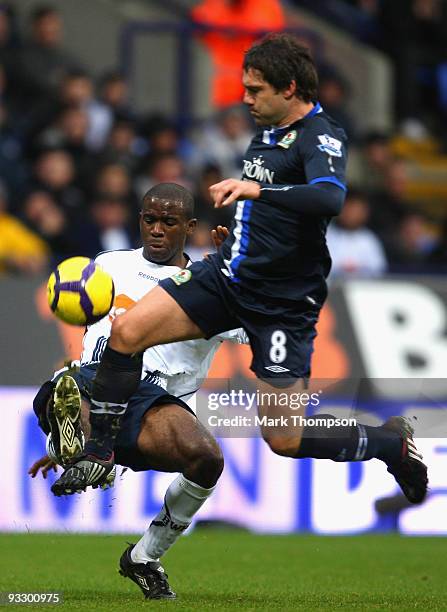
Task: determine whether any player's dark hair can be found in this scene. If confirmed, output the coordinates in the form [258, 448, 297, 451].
[143, 183, 195, 218]
[243, 33, 318, 103]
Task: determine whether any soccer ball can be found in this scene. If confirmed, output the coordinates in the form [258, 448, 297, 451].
[47, 256, 115, 326]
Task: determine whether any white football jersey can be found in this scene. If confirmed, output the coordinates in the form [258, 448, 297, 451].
[80, 248, 247, 402]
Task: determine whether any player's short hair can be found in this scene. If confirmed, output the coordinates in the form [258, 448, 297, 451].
[143, 183, 195, 219]
[243, 33, 318, 103]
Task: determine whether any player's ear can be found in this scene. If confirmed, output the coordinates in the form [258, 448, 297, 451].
[283, 79, 297, 99]
[186, 218, 197, 235]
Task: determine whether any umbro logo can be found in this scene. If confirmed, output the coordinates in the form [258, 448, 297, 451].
[61, 420, 76, 446]
[264, 365, 290, 373]
[135, 574, 150, 590]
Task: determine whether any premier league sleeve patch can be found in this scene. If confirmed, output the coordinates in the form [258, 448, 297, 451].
[171, 269, 192, 285]
[317, 134, 343, 157]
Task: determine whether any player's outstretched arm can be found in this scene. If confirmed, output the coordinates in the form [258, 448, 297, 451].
[259, 181, 345, 216]
[210, 178, 345, 216]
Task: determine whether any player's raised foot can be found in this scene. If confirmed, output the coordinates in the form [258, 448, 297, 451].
[119, 544, 176, 600]
[50, 451, 115, 497]
[48, 374, 84, 465]
[382, 416, 428, 504]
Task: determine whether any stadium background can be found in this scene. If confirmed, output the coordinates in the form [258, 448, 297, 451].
[1, 0, 447, 542]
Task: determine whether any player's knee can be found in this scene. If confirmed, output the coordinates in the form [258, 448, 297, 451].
[262, 433, 298, 457]
[195, 439, 224, 480]
[184, 437, 224, 487]
[110, 316, 141, 353]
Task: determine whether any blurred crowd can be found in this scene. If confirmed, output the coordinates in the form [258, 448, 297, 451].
[0, 2, 446, 279]
[0, 4, 245, 275]
[302, 0, 447, 141]
[329, 133, 446, 278]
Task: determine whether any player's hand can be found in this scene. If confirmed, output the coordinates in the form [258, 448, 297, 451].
[210, 179, 261, 208]
[28, 455, 58, 479]
[211, 225, 229, 250]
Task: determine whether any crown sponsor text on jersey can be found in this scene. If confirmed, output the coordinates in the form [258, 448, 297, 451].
[242, 155, 275, 184]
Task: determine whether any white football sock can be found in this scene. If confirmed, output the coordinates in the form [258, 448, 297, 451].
[131, 474, 215, 563]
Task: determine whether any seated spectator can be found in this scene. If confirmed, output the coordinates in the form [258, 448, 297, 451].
[0, 3, 20, 85]
[22, 190, 78, 264]
[350, 131, 393, 192]
[318, 65, 358, 142]
[96, 120, 142, 174]
[186, 220, 214, 262]
[368, 158, 410, 237]
[0, 184, 48, 275]
[191, 105, 253, 178]
[0, 89, 28, 206]
[135, 152, 191, 200]
[386, 212, 436, 273]
[379, 0, 447, 138]
[194, 163, 234, 227]
[31, 148, 84, 214]
[86, 195, 137, 255]
[327, 189, 387, 278]
[99, 70, 136, 122]
[59, 70, 112, 150]
[23, 68, 111, 155]
[141, 114, 191, 161]
[36, 106, 92, 182]
[428, 216, 447, 272]
[22, 190, 132, 264]
[93, 163, 137, 207]
[306, 0, 380, 43]
[11, 6, 83, 112]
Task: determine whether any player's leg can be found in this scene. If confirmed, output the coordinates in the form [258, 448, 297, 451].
[119, 403, 223, 600]
[245, 316, 428, 504]
[86, 286, 204, 455]
[122, 405, 223, 592]
[56, 261, 238, 496]
[59, 286, 205, 492]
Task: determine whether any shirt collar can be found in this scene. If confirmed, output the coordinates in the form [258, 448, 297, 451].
[270, 101, 323, 133]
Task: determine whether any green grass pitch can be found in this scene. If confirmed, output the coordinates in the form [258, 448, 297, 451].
[0, 530, 445, 611]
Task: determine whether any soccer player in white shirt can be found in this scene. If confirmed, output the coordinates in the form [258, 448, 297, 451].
[30, 183, 246, 600]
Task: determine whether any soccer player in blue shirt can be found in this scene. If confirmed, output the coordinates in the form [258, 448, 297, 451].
[53, 33, 427, 505]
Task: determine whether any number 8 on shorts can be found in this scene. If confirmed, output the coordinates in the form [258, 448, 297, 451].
[269, 330, 287, 363]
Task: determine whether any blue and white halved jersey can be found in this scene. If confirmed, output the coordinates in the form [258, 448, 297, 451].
[219, 102, 348, 304]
